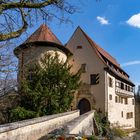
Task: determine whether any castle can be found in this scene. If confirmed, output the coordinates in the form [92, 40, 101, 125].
[14, 24, 135, 129]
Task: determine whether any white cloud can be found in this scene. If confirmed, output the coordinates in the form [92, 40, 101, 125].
[126, 13, 140, 28]
[121, 60, 140, 67]
[96, 16, 109, 25]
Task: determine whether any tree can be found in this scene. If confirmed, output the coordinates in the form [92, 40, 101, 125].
[10, 53, 81, 121]
[0, 0, 77, 95]
[135, 85, 140, 103]
[0, 0, 77, 41]
[0, 42, 17, 96]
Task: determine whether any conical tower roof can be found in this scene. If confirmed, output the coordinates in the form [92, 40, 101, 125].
[14, 24, 72, 57]
[24, 24, 62, 45]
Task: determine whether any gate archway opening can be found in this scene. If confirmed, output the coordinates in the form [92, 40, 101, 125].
[78, 98, 91, 115]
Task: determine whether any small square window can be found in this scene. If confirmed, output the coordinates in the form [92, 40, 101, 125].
[124, 98, 128, 104]
[121, 97, 123, 104]
[109, 94, 112, 100]
[125, 85, 128, 91]
[115, 96, 118, 103]
[131, 112, 133, 118]
[108, 77, 113, 87]
[81, 64, 86, 73]
[126, 113, 129, 119]
[90, 74, 99, 85]
[77, 46, 82, 49]
[121, 111, 123, 118]
[121, 82, 124, 89]
[132, 99, 135, 105]
[119, 96, 121, 103]
[128, 86, 130, 91]
[131, 87, 134, 92]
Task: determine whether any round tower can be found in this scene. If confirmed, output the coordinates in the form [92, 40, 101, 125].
[14, 24, 72, 83]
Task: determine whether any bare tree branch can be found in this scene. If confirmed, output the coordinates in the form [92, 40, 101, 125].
[0, 8, 28, 41]
[0, 0, 77, 42]
[0, 0, 57, 12]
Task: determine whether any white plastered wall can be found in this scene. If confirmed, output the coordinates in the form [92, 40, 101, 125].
[66, 27, 106, 112]
[107, 72, 135, 128]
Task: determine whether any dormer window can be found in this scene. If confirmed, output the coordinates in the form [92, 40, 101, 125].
[77, 46, 82, 49]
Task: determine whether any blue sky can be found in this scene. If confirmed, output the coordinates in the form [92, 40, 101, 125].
[18, 0, 140, 89]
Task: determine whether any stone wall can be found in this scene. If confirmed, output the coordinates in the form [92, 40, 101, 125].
[0, 110, 79, 140]
[64, 110, 95, 135]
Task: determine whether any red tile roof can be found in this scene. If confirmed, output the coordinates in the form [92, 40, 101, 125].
[81, 28, 120, 68]
[79, 27, 134, 86]
[24, 24, 62, 45]
[14, 24, 72, 57]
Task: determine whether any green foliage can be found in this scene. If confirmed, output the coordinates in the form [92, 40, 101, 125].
[111, 127, 128, 138]
[94, 112, 128, 139]
[88, 135, 98, 140]
[10, 106, 36, 122]
[10, 53, 81, 121]
[94, 112, 110, 136]
[94, 112, 113, 139]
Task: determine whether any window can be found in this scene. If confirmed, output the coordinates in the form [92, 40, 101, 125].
[130, 112, 133, 118]
[77, 45, 82, 49]
[131, 87, 134, 92]
[124, 98, 128, 104]
[128, 86, 130, 92]
[121, 82, 124, 89]
[115, 96, 118, 103]
[116, 81, 121, 88]
[132, 99, 135, 105]
[109, 94, 112, 100]
[126, 113, 129, 119]
[125, 85, 128, 91]
[90, 74, 99, 85]
[116, 82, 119, 87]
[121, 97, 123, 103]
[121, 111, 123, 118]
[108, 77, 113, 87]
[81, 64, 86, 73]
[119, 97, 121, 103]
[126, 112, 133, 119]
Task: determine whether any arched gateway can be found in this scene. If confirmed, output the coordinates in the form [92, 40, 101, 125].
[78, 98, 91, 115]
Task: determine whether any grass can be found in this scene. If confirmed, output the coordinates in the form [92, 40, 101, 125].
[111, 127, 128, 138]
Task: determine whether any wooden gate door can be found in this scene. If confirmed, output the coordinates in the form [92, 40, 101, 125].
[78, 98, 91, 115]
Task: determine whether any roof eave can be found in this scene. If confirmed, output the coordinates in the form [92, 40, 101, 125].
[14, 41, 73, 58]
[104, 67, 135, 87]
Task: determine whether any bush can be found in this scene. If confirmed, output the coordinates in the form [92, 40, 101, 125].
[88, 135, 98, 140]
[94, 112, 110, 136]
[111, 127, 128, 138]
[10, 106, 36, 122]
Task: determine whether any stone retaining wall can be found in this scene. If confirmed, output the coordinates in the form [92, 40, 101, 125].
[64, 110, 95, 135]
[0, 110, 79, 140]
